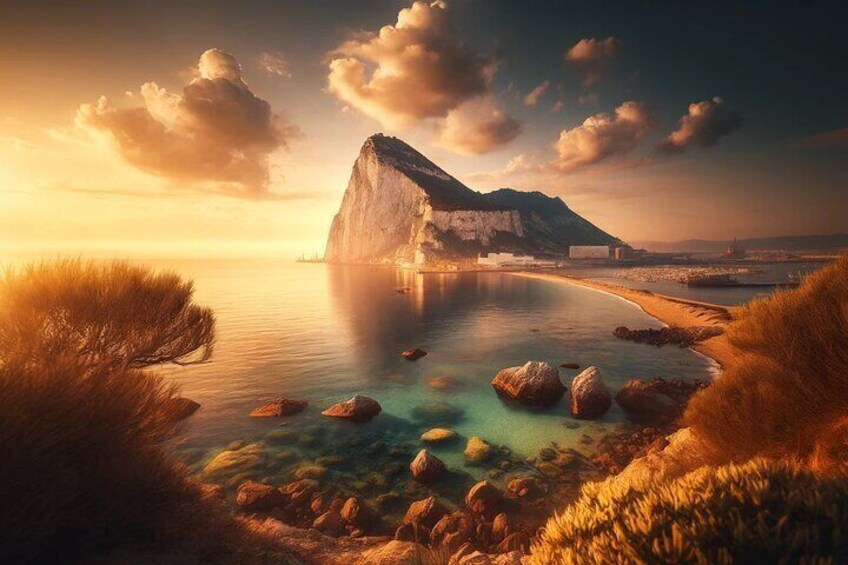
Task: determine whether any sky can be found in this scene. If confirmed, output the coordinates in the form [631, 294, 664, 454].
[1, 0, 846, 257]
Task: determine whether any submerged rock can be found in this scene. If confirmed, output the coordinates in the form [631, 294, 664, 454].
[410, 449, 446, 483]
[560, 363, 580, 370]
[491, 361, 565, 406]
[411, 401, 465, 426]
[464, 436, 494, 463]
[421, 428, 457, 444]
[203, 442, 265, 477]
[235, 480, 286, 512]
[250, 397, 308, 418]
[321, 395, 382, 422]
[401, 348, 428, 361]
[426, 375, 465, 392]
[570, 366, 612, 420]
[465, 481, 504, 518]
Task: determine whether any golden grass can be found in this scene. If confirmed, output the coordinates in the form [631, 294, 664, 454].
[0, 260, 293, 562]
[0, 259, 215, 370]
[684, 255, 848, 471]
[530, 458, 848, 565]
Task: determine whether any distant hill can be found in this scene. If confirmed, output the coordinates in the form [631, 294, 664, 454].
[324, 134, 620, 263]
[633, 234, 848, 254]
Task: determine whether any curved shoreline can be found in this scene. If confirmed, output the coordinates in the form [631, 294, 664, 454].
[510, 270, 735, 371]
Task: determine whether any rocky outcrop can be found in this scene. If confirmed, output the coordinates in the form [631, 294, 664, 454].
[613, 325, 724, 348]
[569, 366, 612, 419]
[615, 378, 706, 425]
[492, 361, 565, 406]
[325, 134, 619, 263]
[235, 481, 287, 512]
[250, 397, 308, 417]
[321, 395, 382, 422]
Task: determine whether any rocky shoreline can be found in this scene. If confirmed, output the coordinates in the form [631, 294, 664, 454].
[186, 275, 731, 564]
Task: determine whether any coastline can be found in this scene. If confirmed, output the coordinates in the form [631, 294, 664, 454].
[511, 270, 736, 371]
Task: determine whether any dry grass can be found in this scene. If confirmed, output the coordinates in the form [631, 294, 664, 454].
[0, 259, 215, 370]
[530, 457, 848, 565]
[684, 255, 848, 471]
[0, 260, 299, 563]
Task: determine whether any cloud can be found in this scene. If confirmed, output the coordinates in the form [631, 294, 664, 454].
[326, 0, 494, 129]
[794, 126, 848, 149]
[658, 97, 742, 153]
[523, 81, 549, 107]
[435, 96, 521, 155]
[550, 101, 655, 172]
[258, 51, 291, 78]
[76, 49, 298, 197]
[564, 37, 618, 87]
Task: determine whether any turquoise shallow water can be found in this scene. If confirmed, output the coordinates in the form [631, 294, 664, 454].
[134, 259, 719, 497]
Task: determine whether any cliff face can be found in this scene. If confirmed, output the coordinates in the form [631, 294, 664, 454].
[325, 134, 620, 263]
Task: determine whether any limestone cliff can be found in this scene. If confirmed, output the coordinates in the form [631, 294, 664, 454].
[325, 134, 620, 263]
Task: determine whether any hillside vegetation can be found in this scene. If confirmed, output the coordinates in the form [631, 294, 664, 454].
[532, 255, 848, 563]
[530, 458, 848, 565]
[0, 260, 293, 563]
[685, 255, 848, 471]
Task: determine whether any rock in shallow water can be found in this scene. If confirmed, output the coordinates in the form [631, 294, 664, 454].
[321, 395, 382, 422]
[615, 378, 702, 425]
[162, 397, 201, 422]
[203, 442, 265, 477]
[250, 397, 308, 418]
[421, 427, 457, 444]
[410, 449, 445, 483]
[464, 436, 494, 463]
[401, 348, 428, 361]
[491, 361, 565, 406]
[570, 366, 612, 420]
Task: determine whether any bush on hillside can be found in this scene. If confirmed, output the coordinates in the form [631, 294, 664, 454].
[684, 255, 848, 470]
[0, 259, 215, 369]
[529, 458, 848, 565]
[0, 260, 252, 562]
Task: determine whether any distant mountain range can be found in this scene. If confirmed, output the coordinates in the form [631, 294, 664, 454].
[324, 134, 619, 263]
[632, 234, 848, 254]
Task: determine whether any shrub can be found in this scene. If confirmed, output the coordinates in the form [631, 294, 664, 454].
[0, 259, 215, 369]
[529, 458, 848, 565]
[684, 255, 848, 470]
[0, 260, 249, 562]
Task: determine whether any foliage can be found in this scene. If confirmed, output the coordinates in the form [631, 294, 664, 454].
[0, 260, 245, 562]
[529, 458, 848, 565]
[684, 255, 848, 470]
[0, 259, 215, 369]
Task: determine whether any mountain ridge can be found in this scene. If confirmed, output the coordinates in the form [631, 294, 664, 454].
[325, 134, 620, 264]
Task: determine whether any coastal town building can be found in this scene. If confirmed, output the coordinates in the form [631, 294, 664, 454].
[477, 253, 557, 268]
[569, 245, 611, 259]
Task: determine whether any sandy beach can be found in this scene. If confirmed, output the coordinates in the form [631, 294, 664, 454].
[513, 271, 737, 370]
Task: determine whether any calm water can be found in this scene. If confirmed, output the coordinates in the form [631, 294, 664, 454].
[0, 254, 720, 511]
[122, 259, 716, 501]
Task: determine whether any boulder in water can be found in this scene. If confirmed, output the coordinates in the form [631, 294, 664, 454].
[491, 361, 565, 406]
[570, 366, 612, 419]
[401, 348, 428, 361]
[250, 397, 308, 418]
[464, 436, 494, 463]
[410, 449, 446, 483]
[321, 395, 382, 422]
[421, 428, 457, 444]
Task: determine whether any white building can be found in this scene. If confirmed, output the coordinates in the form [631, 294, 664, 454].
[568, 245, 610, 259]
[477, 252, 557, 267]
